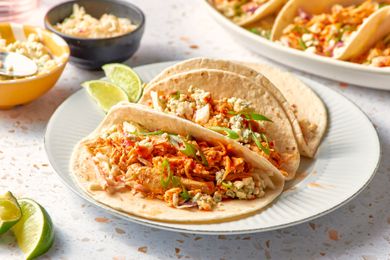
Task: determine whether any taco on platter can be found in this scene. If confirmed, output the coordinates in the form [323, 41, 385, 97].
[271, 0, 389, 58]
[210, 0, 288, 26]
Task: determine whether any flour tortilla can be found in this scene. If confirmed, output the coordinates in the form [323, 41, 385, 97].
[241, 62, 327, 158]
[270, 0, 384, 59]
[71, 103, 284, 223]
[211, 0, 288, 26]
[335, 6, 390, 60]
[147, 58, 326, 158]
[141, 69, 300, 180]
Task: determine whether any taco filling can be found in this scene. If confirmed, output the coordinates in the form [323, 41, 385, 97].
[148, 87, 287, 177]
[246, 14, 276, 39]
[350, 34, 390, 67]
[86, 122, 276, 211]
[212, 0, 271, 24]
[279, 0, 381, 57]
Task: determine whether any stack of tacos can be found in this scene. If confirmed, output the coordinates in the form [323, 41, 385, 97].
[210, 0, 390, 67]
[71, 58, 327, 223]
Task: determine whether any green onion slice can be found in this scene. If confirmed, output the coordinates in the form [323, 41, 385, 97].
[160, 159, 172, 189]
[298, 38, 307, 50]
[221, 182, 233, 189]
[208, 126, 239, 139]
[180, 142, 198, 158]
[171, 91, 181, 99]
[168, 135, 209, 167]
[137, 130, 165, 136]
[180, 186, 191, 201]
[228, 111, 273, 122]
[252, 131, 270, 155]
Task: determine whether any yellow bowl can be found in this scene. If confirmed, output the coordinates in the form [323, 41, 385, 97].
[0, 23, 69, 109]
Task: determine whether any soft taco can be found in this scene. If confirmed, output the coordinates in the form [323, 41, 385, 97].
[341, 6, 390, 66]
[71, 103, 284, 223]
[140, 69, 300, 180]
[271, 0, 389, 58]
[210, 0, 287, 26]
[146, 58, 326, 158]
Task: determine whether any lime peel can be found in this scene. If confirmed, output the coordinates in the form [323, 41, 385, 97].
[0, 191, 22, 234]
[12, 198, 54, 260]
[102, 63, 143, 103]
[82, 80, 129, 113]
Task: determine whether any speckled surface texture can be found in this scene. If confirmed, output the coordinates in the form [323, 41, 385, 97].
[1, 0, 389, 259]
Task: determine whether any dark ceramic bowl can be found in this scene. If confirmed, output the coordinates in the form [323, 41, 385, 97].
[44, 0, 145, 70]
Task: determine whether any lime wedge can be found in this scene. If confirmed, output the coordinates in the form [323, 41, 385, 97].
[0, 191, 22, 234]
[12, 199, 54, 260]
[102, 63, 143, 102]
[82, 80, 129, 113]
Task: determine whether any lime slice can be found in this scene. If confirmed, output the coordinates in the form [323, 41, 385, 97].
[0, 191, 22, 235]
[12, 199, 54, 260]
[82, 80, 129, 113]
[102, 63, 143, 102]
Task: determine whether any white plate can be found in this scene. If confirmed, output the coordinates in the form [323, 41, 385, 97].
[202, 1, 390, 90]
[44, 61, 380, 235]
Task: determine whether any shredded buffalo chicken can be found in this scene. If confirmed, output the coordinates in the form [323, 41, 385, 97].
[149, 87, 287, 176]
[86, 122, 273, 211]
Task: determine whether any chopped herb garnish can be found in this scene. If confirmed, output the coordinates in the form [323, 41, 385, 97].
[160, 159, 172, 189]
[247, 113, 273, 122]
[379, 3, 389, 8]
[248, 28, 271, 39]
[229, 111, 273, 122]
[180, 141, 209, 166]
[249, 28, 260, 34]
[180, 141, 198, 158]
[180, 186, 191, 201]
[171, 91, 181, 99]
[260, 133, 270, 149]
[298, 38, 307, 50]
[168, 134, 209, 167]
[221, 182, 233, 189]
[248, 123, 270, 155]
[160, 160, 182, 189]
[198, 148, 209, 167]
[251, 131, 270, 155]
[208, 126, 239, 139]
[292, 25, 309, 34]
[137, 130, 165, 136]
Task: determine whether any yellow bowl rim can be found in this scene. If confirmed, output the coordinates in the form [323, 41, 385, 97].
[0, 22, 70, 85]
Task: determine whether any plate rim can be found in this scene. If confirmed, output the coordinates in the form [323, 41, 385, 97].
[44, 61, 381, 235]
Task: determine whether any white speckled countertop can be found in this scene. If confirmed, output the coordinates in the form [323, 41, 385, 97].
[1, 0, 390, 259]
